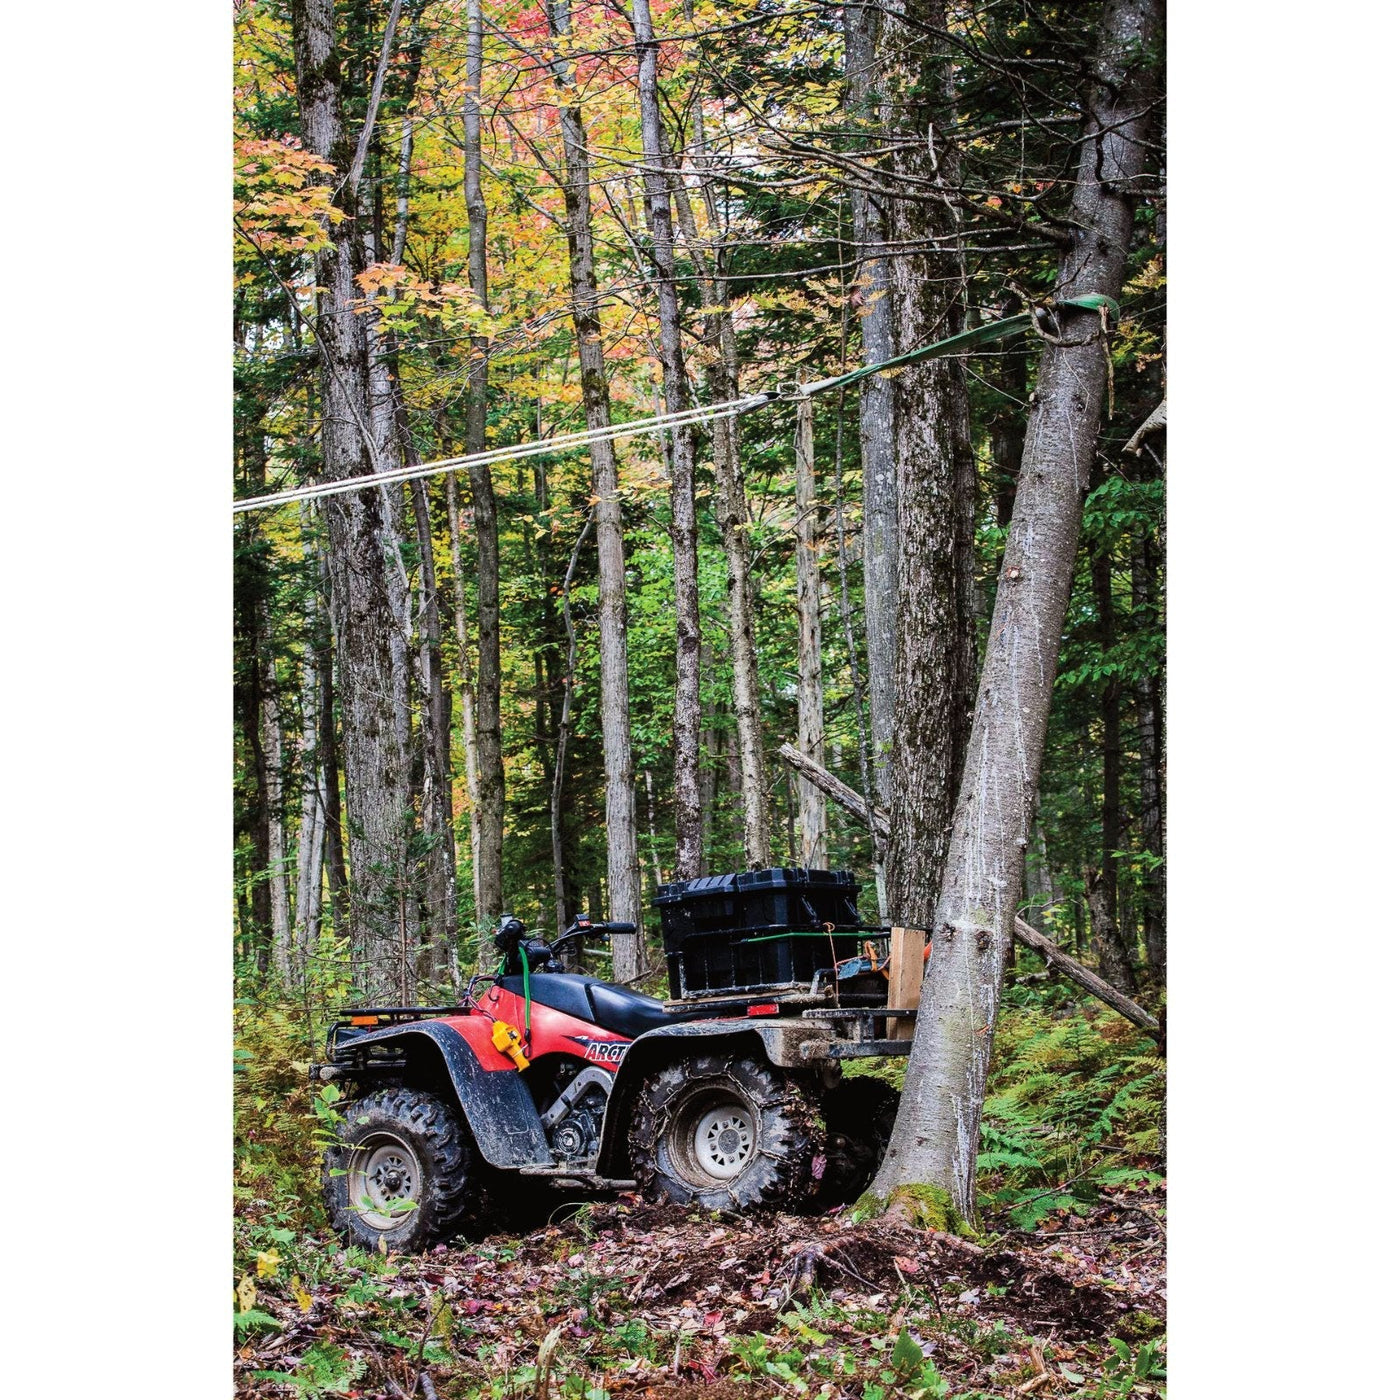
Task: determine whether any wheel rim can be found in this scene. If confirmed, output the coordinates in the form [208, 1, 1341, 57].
[694, 1105, 755, 1179]
[346, 1132, 423, 1231]
[666, 1088, 758, 1187]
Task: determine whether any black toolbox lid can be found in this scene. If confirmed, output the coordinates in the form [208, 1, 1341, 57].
[734, 866, 857, 892]
[653, 871, 737, 905]
[653, 866, 858, 904]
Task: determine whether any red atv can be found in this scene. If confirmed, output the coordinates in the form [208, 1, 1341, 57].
[315, 871, 907, 1253]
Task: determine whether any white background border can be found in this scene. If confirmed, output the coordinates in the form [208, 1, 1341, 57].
[3, 0, 1396, 1392]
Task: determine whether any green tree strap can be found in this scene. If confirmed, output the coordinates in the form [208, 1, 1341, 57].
[798, 294, 1121, 399]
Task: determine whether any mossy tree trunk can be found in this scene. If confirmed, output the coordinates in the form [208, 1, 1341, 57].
[869, 0, 1165, 1224]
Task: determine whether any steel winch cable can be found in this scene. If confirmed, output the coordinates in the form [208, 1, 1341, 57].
[229, 294, 1117, 517]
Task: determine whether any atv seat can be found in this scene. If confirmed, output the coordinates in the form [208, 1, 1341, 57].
[500, 973, 703, 1039]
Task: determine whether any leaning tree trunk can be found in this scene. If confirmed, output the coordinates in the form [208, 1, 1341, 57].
[869, 0, 1164, 1223]
[546, 0, 645, 979]
[462, 0, 506, 928]
[633, 0, 703, 881]
[844, 1, 898, 805]
[290, 0, 418, 999]
[877, 0, 979, 932]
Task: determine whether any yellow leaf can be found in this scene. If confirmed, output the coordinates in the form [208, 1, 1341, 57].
[237, 1275, 258, 1313]
[255, 1248, 281, 1279]
[429, 1290, 453, 1344]
[291, 1276, 313, 1314]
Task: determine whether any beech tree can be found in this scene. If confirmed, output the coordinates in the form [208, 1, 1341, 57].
[632, 0, 703, 882]
[461, 0, 506, 929]
[874, 0, 980, 934]
[869, 0, 1166, 1222]
[546, 0, 644, 976]
[844, 2, 898, 807]
[289, 0, 422, 999]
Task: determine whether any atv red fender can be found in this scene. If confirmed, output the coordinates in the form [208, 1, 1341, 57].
[329, 1018, 556, 1169]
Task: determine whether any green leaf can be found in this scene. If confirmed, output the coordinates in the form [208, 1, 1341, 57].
[890, 1328, 924, 1381]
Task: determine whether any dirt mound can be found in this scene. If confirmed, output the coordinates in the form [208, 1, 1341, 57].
[533, 1200, 1137, 1339]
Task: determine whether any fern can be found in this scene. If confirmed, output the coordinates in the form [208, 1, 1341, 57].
[977, 1003, 1164, 1222]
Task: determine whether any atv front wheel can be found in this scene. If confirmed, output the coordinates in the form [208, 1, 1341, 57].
[628, 1054, 820, 1211]
[323, 1087, 481, 1252]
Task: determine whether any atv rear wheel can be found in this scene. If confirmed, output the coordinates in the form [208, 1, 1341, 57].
[816, 1075, 900, 1205]
[628, 1054, 820, 1212]
[323, 1087, 481, 1252]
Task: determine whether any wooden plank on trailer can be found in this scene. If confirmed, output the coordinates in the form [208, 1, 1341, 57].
[886, 925, 924, 1039]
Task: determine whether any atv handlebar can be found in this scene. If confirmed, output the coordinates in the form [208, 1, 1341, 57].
[493, 914, 638, 976]
[568, 919, 636, 936]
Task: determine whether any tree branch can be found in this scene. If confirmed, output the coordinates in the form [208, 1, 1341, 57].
[776, 742, 1162, 1038]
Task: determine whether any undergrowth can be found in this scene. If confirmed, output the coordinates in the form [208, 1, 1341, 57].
[234, 995, 339, 1300]
[844, 994, 1165, 1229]
[978, 1004, 1164, 1229]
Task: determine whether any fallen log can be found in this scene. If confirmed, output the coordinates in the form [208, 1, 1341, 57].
[776, 742, 1162, 1038]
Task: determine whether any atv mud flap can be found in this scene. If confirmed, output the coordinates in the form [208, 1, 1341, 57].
[334, 1020, 552, 1169]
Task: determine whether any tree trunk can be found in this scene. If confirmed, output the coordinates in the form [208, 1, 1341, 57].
[698, 649, 718, 874]
[670, 130, 770, 870]
[987, 323, 1028, 545]
[877, 0, 979, 933]
[261, 628, 293, 983]
[408, 469, 460, 988]
[869, 0, 1164, 1222]
[844, 1, 898, 804]
[293, 518, 327, 975]
[234, 427, 273, 961]
[1091, 528, 1137, 993]
[1131, 470, 1166, 982]
[290, 0, 419, 1000]
[462, 0, 505, 928]
[552, 519, 593, 937]
[644, 768, 665, 891]
[545, 0, 644, 977]
[445, 475, 483, 930]
[633, 0, 702, 881]
[317, 551, 350, 933]
[376, 16, 456, 988]
[794, 399, 827, 867]
[1088, 866, 1137, 995]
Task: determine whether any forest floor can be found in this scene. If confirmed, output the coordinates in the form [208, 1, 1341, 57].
[233, 1182, 1165, 1400]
